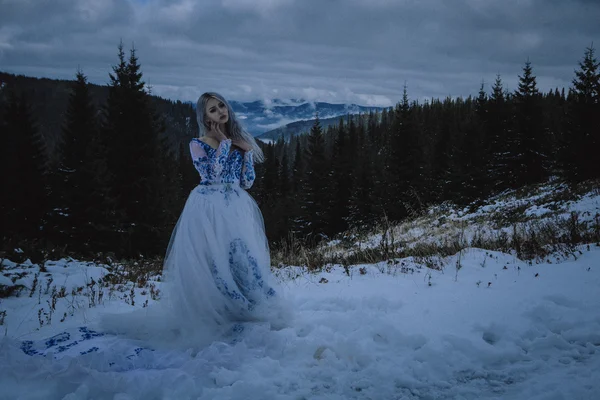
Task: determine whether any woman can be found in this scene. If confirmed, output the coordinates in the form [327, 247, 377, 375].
[102, 93, 287, 348]
[163, 92, 286, 339]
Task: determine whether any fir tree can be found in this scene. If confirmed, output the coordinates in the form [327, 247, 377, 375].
[279, 150, 291, 198]
[349, 117, 376, 227]
[302, 114, 329, 241]
[101, 43, 169, 256]
[566, 45, 600, 182]
[292, 138, 304, 194]
[290, 138, 306, 235]
[387, 86, 422, 221]
[0, 90, 48, 244]
[487, 75, 512, 190]
[178, 142, 197, 201]
[460, 83, 491, 200]
[259, 143, 281, 240]
[327, 117, 351, 234]
[514, 60, 546, 186]
[49, 70, 99, 251]
[274, 150, 293, 241]
[573, 45, 600, 102]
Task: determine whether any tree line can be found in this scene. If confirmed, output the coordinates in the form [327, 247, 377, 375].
[0, 43, 198, 258]
[254, 47, 600, 246]
[0, 44, 598, 259]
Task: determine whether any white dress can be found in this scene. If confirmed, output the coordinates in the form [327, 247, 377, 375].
[102, 138, 287, 348]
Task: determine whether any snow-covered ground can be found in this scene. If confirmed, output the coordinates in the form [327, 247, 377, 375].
[1, 183, 600, 399]
[2, 247, 599, 399]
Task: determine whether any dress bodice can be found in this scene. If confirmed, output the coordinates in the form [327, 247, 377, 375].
[189, 138, 255, 189]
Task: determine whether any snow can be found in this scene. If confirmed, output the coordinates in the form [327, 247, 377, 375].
[1, 182, 599, 399]
[1, 245, 600, 399]
[257, 138, 275, 144]
[334, 182, 600, 257]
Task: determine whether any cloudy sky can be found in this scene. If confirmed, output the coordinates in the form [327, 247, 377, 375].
[1, 0, 599, 107]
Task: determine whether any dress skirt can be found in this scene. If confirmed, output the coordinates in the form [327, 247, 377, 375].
[101, 183, 287, 348]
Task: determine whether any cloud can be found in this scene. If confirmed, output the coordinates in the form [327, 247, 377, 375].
[255, 118, 298, 131]
[0, 0, 598, 106]
[221, 0, 295, 16]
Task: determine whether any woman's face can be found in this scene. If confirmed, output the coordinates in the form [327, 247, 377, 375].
[205, 97, 229, 126]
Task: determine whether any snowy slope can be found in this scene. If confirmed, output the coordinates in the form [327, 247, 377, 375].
[1, 183, 600, 399]
[325, 181, 600, 259]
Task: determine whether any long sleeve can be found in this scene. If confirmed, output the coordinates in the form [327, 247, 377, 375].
[240, 150, 256, 189]
[189, 139, 231, 182]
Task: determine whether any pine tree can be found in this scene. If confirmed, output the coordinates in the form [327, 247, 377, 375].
[302, 114, 329, 241]
[573, 45, 600, 101]
[514, 60, 546, 186]
[542, 88, 566, 177]
[48, 70, 99, 251]
[178, 142, 197, 201]
[101, 43, 169, 256]
[279, 150, 291, 198]
[387, 86, 422, 221]
[349, 117, 376, 227]
[487, 75, 512, 191]
[290, 138, 306, 235]
[85, 125, 115, 253]
[0, 90, 48, 245]
[460, 83, 491, 200]
[274, 150, 293, 241]
[262, 143, 280, 205]
[156, 137, 181, 244]
[0, 91, 15, 247]
[327, 117, 351, 234]
[291, 138, 304, 193]
[566, 45, 600, 182]
[259, 143, 281, 240]
[434, 96, 468, 203]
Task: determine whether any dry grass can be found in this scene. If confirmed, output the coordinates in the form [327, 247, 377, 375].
[272, 180, 600, 270]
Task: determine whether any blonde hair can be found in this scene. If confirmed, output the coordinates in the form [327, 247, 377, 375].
[196, 92, 264, 163]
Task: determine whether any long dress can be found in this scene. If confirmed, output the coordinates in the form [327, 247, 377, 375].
[101, 138, 287, 348]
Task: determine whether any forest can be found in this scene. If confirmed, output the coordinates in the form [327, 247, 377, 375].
[1, 43, 598, 260]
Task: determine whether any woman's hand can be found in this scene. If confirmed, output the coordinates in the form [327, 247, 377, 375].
[210, 121, 229, 142]
[232, 140, 253, 152]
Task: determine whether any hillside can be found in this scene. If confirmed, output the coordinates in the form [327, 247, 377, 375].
[276, 180, 600, 269]
[0, 72, 197, 164]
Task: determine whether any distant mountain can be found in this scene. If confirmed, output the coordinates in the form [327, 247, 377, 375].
[227, 100, 384, 138]
[257, 115, 350, 142]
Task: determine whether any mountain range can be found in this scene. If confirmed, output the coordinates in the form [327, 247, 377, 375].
[228, 99, 385, 140]
[188, 98, 386, 140]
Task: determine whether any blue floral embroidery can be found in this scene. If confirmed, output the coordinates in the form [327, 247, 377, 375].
[190, 138, 256, 189]
[194, 184, 240, 206]
[191, 138, 230, 182]
[20, 328, 155, 362]
[45, 332, 70, 348]
[20, 341, 36, 356]
[212, 260, 248, 306]
[240, 151, 255, 189]
[80, 347, 99, 355]
[79, 326, 104, 340]
[210, 238, 276, 313]
[20, 327, 109, 357]
[56, 340, 80, 353]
